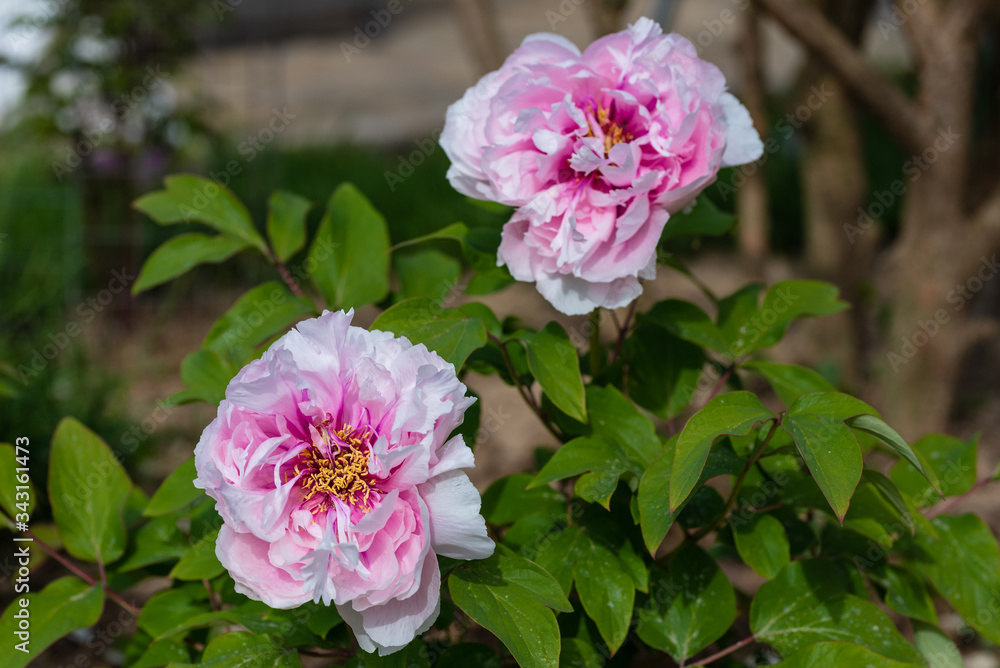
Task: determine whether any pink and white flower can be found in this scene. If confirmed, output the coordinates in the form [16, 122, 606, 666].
[441, 17, 764, 315]
[194, 310, 493, 655]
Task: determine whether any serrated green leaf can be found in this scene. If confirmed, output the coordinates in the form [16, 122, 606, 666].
[0, 577, 104, 668]
[519, 323, 587, 422]
[308, 183, 390, 309]
[370, 297, 487, 369]
[49, 418, 132, 562]
[636, 543, 736, 662]
[134, 233, 250, 294]
[731, 513, 790, 579]
[134, 174, 267, 253]
[742, 361, 835, 406]
[266, 190, 311, 262]
[670, 392, 773, 512]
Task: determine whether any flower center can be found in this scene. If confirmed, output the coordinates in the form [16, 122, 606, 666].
[587, 104, 634, 157]
[295, 425, 380, 514]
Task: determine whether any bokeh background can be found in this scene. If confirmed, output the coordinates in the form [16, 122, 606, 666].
[1, 0, 999, 665]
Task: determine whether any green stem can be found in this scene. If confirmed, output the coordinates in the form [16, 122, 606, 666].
[690, 418, 781, 542]
[589, 309, 602, 377]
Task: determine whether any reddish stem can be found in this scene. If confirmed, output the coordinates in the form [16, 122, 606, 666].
[688, 634, 756, 666]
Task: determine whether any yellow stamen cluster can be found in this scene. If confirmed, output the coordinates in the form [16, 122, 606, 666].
[587, 104, 634, 157]
[296, 425, 379, 514]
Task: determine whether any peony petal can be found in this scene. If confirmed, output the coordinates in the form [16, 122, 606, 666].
[420, 470, 495, 560]
[720, 92, 764, 167]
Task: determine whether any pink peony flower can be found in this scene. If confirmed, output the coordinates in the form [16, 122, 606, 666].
[193, 310, 493, 655]
[441, 17, 764, 315]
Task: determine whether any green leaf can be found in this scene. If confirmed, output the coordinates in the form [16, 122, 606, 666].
[266, 190, 311, 262]
[731, 513, 790, 579]
[145, 457, 203, 517]
[173, 349, 236, 406]
[169, 631, 302, 668]
[308, 183, 390, 309]
[643, 299, 730, 352]
[859, 470, 913, 536]
[0, 577, 104, 668]
[118, 514, 190, 572]
[587, 385, 660, 466]
[891, 433, 976, 507]
[134, 175, 267, 254]
[0, 443, 34, 521]
[660, 197, 736, 240]
[49, 417, 132, 562]
[638, 437, 677, 555]
[904, 513, 1000, 644]
[449, 547, 566, 668]
[395, 249, 461, 302]
[133, 639, 191, 668]
[435, 643, 501, 668]
[717, 283, 764, 355]
[753, 280, 849, 350]
[625, 324, 704, 419]
[532, 524, 643, 652]
[742, 361, 835, 406]
[134, 233, 249, 295]
[782, 413, 862, 521]
[353, 640, 429, 668]
[370, 297, 488, 369]
[847, 415, 939, 493]
[775, 642, 925, 667]
[138, 586, 212, 639]
[530, 436, 637, 508]
[635, 543, 736, 662]
[171, 527, 224, 580]
[304, 604, 343, 639]
[572, 531, 636, 653]
[202, 282, 314, 363]
[750, 560, 924, 663]
[912, 621, 963, 668]
[670, 392, 773, 512]
[518, 323, 587, 422]
[480, 474, 564, 526]
[880, 566, 937, 624]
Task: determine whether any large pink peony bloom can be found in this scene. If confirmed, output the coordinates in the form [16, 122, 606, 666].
[441, 17, 764, 315]
[194, 310, 493, 655]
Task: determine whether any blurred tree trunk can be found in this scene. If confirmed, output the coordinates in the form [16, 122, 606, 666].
[753, 0, 999, 439]
[798, 0, 876, 388]
[736, 4, 771, 273]
[586, 0, 630, 36]
[452, 0, 505, 73]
